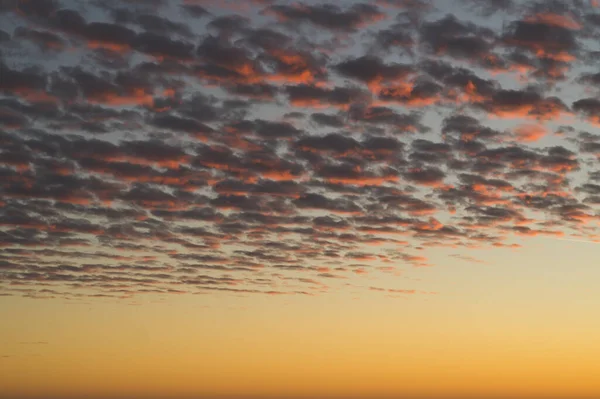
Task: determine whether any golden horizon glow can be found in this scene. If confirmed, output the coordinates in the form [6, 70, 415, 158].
[2, 238, 600, 399]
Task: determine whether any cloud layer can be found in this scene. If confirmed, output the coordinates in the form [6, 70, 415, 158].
[1, 0, 600, 299]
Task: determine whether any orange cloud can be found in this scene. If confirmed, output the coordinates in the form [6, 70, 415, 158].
[87, 41, 130, 53]
[514, 124, 547, 142]
[526, 13, 581, 30]
[87, 88, 154, 107]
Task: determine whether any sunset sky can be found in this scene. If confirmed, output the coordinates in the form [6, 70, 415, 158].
[2, 0, 600, 398]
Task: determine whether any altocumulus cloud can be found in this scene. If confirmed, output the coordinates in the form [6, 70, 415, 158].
[0, 0, 599, 300]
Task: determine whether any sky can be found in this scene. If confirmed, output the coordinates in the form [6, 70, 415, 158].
[1, 0, 600, 398]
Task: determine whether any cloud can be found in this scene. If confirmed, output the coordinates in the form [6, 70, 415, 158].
[513, 123, 548, 142]
[419, 14, 496, 62]
[335, 56, 413, 90]
[285, 84, 368, 109]
[266, 3, 386, 31]
[0, 0, 598, 300]
[502, 16, 579, 61]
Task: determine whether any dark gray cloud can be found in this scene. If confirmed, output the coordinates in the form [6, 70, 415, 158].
[267, 3, 385, 32]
